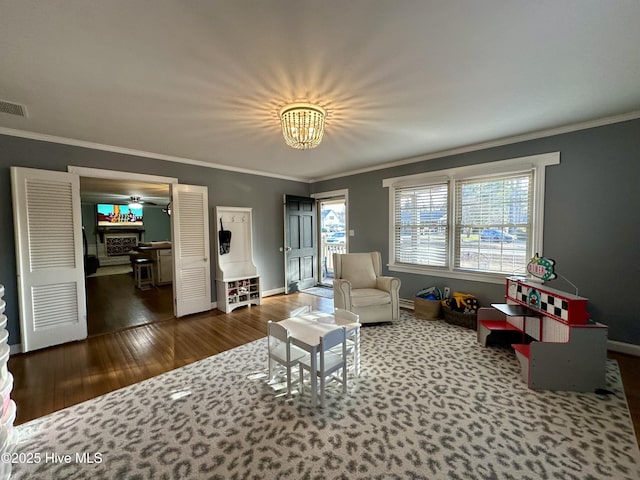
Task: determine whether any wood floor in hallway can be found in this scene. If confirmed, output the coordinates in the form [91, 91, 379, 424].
[86, 271, 174, 336]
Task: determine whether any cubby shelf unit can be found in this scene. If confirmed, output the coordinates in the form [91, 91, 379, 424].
[214, 206, 262, 313]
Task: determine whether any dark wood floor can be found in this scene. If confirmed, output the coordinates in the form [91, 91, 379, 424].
[10, 283, 333, 426]
[8, 275, 640, 446]
[86, 271, 174, 336]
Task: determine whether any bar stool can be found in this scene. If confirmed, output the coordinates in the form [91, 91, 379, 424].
[134, 258, 155, 289]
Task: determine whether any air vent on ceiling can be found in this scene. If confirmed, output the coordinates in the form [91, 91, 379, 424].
[0, 100, 27, 117]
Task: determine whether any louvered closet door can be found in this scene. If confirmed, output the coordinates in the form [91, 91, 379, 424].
[10, 167, 87, 352]
[171, 184, 211, 317]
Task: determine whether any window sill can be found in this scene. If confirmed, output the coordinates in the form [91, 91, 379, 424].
[387, 263, 509, 285]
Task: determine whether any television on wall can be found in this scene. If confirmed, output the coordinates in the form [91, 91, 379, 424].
[97, 204, 143, 226]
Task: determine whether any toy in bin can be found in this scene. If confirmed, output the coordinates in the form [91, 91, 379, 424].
[442, 292, 479, 313]
[441, 292, 479, 329]
[415, 287, 443, 320]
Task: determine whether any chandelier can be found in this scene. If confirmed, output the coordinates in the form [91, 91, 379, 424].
[279, 102, 326, 149]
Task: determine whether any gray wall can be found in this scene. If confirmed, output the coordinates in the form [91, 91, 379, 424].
[81, 203, 97, 245]
[142, 206, 171, 242]
[2, 118, 639, 347]
[311, 118, 640, 345]
[0, 134, 309, 346]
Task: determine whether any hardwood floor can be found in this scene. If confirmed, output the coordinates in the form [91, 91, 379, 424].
[8, 289, 640, 446]
[86, 271, 174, 336]
[610, 350, 640, 443]
[9, 290, 333, 426]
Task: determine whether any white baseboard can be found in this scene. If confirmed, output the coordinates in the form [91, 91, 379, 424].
[9, 344, 22, 355]
[400, 298, 414, 310]
[608, 340, 640, 357]
[263, 287, 285, 297]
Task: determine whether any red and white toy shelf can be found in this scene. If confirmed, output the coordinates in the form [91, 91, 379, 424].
[477, 255, 608, 392]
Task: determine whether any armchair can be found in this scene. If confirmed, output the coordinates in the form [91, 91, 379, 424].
[332, 252, 401, 324]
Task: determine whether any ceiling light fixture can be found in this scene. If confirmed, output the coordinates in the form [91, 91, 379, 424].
[279, 102, 326, 149]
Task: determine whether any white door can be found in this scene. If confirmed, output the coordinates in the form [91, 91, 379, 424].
[171, 184, 212, 317]
[10, 167, 87, 352]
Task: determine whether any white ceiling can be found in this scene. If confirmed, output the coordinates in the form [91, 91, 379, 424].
[78, 177, 170, 206]
[1, 1, 640, 183]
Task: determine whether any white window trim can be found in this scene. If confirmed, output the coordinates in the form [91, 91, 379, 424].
[383, 152, 560, 284]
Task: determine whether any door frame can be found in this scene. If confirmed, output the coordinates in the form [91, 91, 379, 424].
[68, 166, 178, 188]
[311, 189, 349, 286]
[69, 166, 180, 313]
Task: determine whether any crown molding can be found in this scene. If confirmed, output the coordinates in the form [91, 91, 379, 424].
[310, 110, 640, 182]
[0, 127, 306, 183]
[2, 109, 639, 185]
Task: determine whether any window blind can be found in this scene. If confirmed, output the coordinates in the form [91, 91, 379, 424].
[394, 183, 448, 267]
[455, 171, 533, 274]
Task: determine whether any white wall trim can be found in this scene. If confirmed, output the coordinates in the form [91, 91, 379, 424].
[608, 340, 640, 357]
[9, 343, 22, 355]
[382, 152, 560, 188]
[384, 152, 559, 281]
[263, 287, 286, 297]
[0, 127, 306, 183]
[68, 166, 178, 185]
[390, 264, 508, 285]
[311, 189, 349, 200]
[3, 111, 639, 185]
[399, 298, 414, 310]
[312, 110, 640, 182]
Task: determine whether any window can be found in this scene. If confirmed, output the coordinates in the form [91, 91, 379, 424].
[394, 183, 448, 267]
[455, 172, 532, 274]
[383, 152, 559, 283]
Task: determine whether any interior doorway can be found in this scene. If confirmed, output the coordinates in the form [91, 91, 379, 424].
[74, 167, 177, 336]
[315, 192, 348, 287]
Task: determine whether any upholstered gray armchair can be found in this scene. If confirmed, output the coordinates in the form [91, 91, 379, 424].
[332, 252, 401, 324]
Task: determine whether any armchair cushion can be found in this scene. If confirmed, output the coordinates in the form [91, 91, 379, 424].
[340, 253, 377, 289]
[350, 288, 392, 308]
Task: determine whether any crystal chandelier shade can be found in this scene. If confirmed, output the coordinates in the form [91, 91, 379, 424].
[279, 103, 326, 149]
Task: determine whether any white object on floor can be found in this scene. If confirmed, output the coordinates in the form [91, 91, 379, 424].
[298, 326, 348, 407]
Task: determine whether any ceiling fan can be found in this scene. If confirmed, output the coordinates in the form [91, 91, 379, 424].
[127, 196, 158, 207]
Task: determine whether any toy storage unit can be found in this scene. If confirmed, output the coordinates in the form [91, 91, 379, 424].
[214, 207, 262, 313]
[477, 277, 608, 392]
[0, 285, 17, 480]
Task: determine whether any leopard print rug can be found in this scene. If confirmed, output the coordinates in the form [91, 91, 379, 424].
[8, 313, 640, 479]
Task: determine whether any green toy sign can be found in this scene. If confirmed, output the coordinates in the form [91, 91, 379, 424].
[527, 254, 557, 282]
